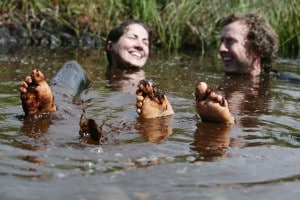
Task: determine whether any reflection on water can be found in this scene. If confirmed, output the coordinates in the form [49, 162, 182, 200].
[106, 67, 146, 93]
[191, 122, 232, 161]
[136, 116, 173, 143]
[0, 47, 300, 199]
[218, 74, 273, 127]
[19, 114, 52, 139]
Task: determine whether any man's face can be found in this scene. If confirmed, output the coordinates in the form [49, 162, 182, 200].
[219, 21, 257, 74]
[110, 24, 149, 68]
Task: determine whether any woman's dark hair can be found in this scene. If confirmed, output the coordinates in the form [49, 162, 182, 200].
[105, 19, 154, 67]
[219, 10, 279, 73]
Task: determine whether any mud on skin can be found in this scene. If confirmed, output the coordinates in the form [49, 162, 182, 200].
[195, 82, 234, 124]
[136, 80, 166, 104]
[20, 69, 56, 116]
[79, 109, 105, 145]
[136, 79, 174, 118]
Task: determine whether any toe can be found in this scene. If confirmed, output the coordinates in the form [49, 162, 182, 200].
[196, 82, 208, 96]
[20, 81, 28, 93]
[138, 79, 154, 96]
[25, 76, 32, 84]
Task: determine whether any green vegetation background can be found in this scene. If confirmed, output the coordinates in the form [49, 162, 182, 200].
[1, 0, 299, 57]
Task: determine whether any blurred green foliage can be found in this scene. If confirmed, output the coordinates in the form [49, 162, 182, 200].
[0, 0, 299, 57]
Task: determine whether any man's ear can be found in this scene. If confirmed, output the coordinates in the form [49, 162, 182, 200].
[253, 53, 260, 60]
[253, 53, 261, 64]
[252, 53, 262, 72]
[106, 41, 112, 51]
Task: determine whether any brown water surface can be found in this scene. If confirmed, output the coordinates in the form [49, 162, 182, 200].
[0, 47, 300, 200]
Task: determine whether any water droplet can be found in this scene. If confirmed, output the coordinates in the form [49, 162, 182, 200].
[165, 156, 175, 162]
[91, 147, 103, 154]
[135, 157, 148, 165]
[186, 155, 196, 162]
[55, 172, 66, 179]
[149, 155, 158, 162]
[114, 153, 123, 157]
[84, 161, 95, 169]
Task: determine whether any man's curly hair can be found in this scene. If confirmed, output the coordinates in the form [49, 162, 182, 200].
[220, 10, 279, 73]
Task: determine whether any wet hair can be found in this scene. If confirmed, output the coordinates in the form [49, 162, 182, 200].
[105, 19, 154, 67]
[219, 10, 279, 73]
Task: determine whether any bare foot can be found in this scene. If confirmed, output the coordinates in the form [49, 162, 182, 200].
[195, 82, 234, 123]
[136, 80, 174, 118]
[19, 69, 56, 115]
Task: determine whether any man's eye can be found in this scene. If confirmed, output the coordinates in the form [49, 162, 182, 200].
[229, 38, 238, 44]
[128, 35, 137, 39]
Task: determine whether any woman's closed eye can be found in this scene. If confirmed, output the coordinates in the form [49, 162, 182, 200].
[127, 34, 138, 40]
[143, 39, 149, 46]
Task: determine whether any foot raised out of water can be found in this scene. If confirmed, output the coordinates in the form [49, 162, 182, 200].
[195, 82, 234, 123]
[136, 80, 174, 118]
[19, 69, 56, 115]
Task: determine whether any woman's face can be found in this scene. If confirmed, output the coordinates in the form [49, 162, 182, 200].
[109, 24, 150, 68]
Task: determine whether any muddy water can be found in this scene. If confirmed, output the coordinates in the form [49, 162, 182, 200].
[0, 47, 300, 200]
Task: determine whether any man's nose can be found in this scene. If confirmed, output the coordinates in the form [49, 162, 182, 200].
[219, 42, 228, 52]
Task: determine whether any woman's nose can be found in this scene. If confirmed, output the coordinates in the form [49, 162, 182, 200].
[134, 40, 145, 51]
[135, 45, 143, 51]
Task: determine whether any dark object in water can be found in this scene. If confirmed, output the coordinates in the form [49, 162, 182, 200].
[79, 109, 104, 144]
[51, 60, 90, 99]
[276, 71, 300, 84]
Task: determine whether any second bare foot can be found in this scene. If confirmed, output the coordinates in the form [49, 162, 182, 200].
[136, 80, 174, 118]
[195, 82, 234, 123]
